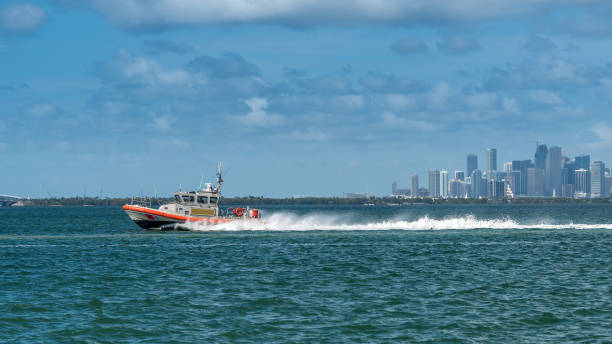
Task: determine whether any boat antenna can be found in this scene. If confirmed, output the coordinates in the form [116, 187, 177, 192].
[199, 175, 205, 190]
[216, 163, 223, 189]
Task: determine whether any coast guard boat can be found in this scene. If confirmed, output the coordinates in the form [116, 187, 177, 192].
[123, 164, 260, 230]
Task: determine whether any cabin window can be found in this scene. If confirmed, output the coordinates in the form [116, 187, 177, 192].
[197, 196, 208, 204]
[209, 197, 218, 204]
[175, 195, 181, 202]
[182, 195, 194, 203]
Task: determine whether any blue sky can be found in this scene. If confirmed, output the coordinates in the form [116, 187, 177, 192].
[2, 0, 612, 198]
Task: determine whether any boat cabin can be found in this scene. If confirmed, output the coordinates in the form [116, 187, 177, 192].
[159, 183, 221, 217]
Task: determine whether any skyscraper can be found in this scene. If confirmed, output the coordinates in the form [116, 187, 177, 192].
[535, 144, 548, 170]
[454, 170, 465, 181]
[546, 146, 562, 197]
[487, 180, 505, 199]
[591, 161, 605, 198]
[392, 181, 397, 195]
[561, 184, 574, 198]
[561, 157, 574, 198]
[486, 148, 497, 173]
[503, 162, 513, 173]
[527, 168, 544, 196]
[512, 160, 532, 195]
[470, 169, 483, 198]
[563, 158, 575, 186]
[575, 154, 590, 170]
[449, 179, 467, 198]
[467, 154, 478, 178]
[575, 169, 590, 197]
[440, 170, 449, 198]
[429, 169, 441, 197]
[411, 174, 419, 198]
[507, 171, 521, 196]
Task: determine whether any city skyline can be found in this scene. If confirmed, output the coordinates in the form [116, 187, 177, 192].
[392, 143, 611, 199]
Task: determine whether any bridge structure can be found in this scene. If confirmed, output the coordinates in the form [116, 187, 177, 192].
[0, 194, 22, 206]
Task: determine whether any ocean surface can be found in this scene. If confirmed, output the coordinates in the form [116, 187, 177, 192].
[1, 204, 611, 343]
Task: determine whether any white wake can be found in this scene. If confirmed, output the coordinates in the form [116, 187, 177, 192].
[183, 213, 612, 231]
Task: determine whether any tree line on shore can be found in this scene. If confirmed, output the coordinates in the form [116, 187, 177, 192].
[17, 196, 612, 207]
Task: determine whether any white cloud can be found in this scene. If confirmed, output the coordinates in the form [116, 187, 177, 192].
[502, 97, 520, 113]
[426, 82, 451, 109]
[0, 4, 46, 34]
[553, 106, 587, 119]
[236, 97, 284, 126]
[529, 89, 563, 105]
[381, 112, 436, 131]
[466, 92, 497, 109]
[335, 95, 364, 111]
[97, 49, 191, 87]
[72, 0, 602, 29]
[25, 103, 56, 117]
[152, 114, 174, 132]
[584, 123, 612, 149]
[549, 59, 578, 80]
[384, 94, 417, 110]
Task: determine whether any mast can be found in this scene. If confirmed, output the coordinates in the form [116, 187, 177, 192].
[216, 162, 223, 192]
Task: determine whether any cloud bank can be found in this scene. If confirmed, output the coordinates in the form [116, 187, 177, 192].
[0, 3, 46, 34]
[64, 0, 606, 30]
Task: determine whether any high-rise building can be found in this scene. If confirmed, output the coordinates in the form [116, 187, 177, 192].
[512, 160, 532, 195]
[605, 175, 611, 198]
[527, 168, 544, 197]
[448, 179, 467, 198]
[454, 170, 465, 181]
[391, 182, 409, 196]
[486, 148, 497, 173]
[504, 178, 515, 198]
[440, 170, 449, 198]
[470, 169, 483, 198]
[591, 161, 605, 198]
[429, 169, 441, 197]
[546, 146, 562, 197]
[503, 162, 513, 173]
[535, 144, 548, 170]
[467, 154, 478, 178]
[561, 184, 574, 198]
[411, 174, 419, 197]
[563, 158, 575, 186]
[487, 180, 505, 199]
[507, 171, 521, 195]
[575, 154, 590, 170]
[574, 169, 590, 198]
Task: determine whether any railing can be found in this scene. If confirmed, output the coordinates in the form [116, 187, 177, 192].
[130, 196, 152, 208]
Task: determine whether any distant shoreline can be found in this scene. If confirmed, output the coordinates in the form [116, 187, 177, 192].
[9, 196, 612, 207]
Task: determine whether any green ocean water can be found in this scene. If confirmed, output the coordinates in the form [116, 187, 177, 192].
[1, 204, 611, 343]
